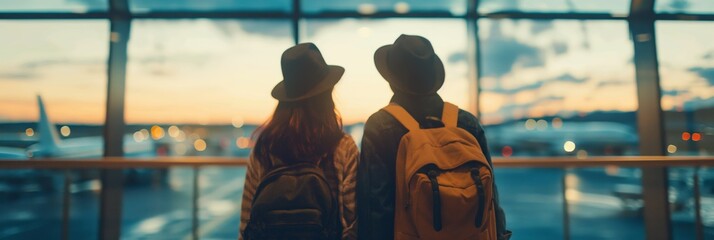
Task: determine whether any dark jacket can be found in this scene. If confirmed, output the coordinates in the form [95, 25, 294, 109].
[356, 93, 511, 240]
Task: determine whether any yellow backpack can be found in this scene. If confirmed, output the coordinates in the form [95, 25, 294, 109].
[383, 102, 497, 240]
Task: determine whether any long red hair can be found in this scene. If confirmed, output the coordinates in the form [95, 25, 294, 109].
[253, 91, 344, 169]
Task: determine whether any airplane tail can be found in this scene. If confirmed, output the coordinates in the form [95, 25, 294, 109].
[37, 95, 61, 152]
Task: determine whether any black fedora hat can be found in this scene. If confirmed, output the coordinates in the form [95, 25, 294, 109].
[374, 34, 445, 95]
[272, 43, 344, 102]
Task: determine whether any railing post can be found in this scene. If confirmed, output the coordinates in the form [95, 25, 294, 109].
[192, 166, 200, 240]
[62, 170, 72, 240]
[694, 167, 704, 240]
[467, 0, 480, 116]
[630, 0, 671, 238]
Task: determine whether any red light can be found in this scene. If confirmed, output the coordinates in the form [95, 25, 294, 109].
[502, 146, 513, 157]
[692, 133, 702, 142]
[682, 132, 691, 141]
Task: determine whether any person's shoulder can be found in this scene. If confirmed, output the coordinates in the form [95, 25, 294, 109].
[365, 109, 393, 124]
[335, 134, 359, 167]
[362, 108, 399, 131]
[456, 109, 482, 132]
[338, 134, 358, 151]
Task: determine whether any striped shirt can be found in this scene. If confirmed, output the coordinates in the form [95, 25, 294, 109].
[239, 135, 359, 239]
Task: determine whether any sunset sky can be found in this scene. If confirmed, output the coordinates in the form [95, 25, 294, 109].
[0, 19, 712, 125]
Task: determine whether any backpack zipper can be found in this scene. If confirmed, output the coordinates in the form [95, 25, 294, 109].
[471, 168, 486, 228]
[427, 169, 443, 232]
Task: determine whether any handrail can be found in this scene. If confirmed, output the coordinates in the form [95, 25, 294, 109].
[0, 156, 713, 169]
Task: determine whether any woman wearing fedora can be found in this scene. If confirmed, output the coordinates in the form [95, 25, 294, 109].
[239, 43, 358, 239]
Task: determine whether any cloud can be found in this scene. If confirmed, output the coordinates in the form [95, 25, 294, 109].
[596, 80, 630, 88]
[481, 38, 544, 78]
[447, 52, 467, 64]
[0, 58, 102, 81]
[484, 73, 588, 94]
[551, 41, 568, 56]
[495, 95, 565, 117]
[683, 96, 714, 111]
[480, 21, 545, 78]
[703, 51, 714, 60]
[0, 71, 37, 80]
[487, 81, 544, 95]
[20, 58, 100, 69]
[553, 73, 587, 83]
[661, 89, 688, 96]
[530, 21, 554, 35]
[213, 21, 292, 39]
[689, 67, 714, 85]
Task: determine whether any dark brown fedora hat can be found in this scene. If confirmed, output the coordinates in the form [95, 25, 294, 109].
[272, 43, 344, 102]
[374, 34, 445, 95]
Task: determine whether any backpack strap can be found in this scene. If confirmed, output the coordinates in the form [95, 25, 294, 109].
[441, 102, 459, 128]
[382, 104, 420, 131]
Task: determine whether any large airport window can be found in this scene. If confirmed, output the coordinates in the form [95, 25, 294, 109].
[0, 20, 109, 159]
[0, 0, 107, 12]
[0, 20, 108, 239]
[125, 19, 292, 158]
[656, 0, 714, 14]
[302, 0, 467, 15]
[129, 0, 291, 13]
[301, 18, 472, 143]
[479, 19, 643, 239]
[656, 21, 714, 239]
[478, 0, 630, 15]
[478, 19, 639, 157]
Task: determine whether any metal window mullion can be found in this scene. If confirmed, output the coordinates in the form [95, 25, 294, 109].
[467, 0, 481, 117]
[99, 0, 130, 239]
[292, 0, 300, 44]
[630, 0, 656, 18]
[629, 4, 671, 238]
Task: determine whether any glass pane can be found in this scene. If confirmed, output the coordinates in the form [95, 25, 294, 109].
[669, 167, 697, 240]
[478, 19, 639, 157]
[301, 19, 472, 130]
[657, 21, 714, 239]
[656, 0, 714, 14]
[478, 0, 630, 14]
[0, 0, 107, 12]
[198, 167, 246, 239]
[656, 21, 714, 156]
[701, 167, 714, 238]
[68, 169, 101, 240]
[0, 20, 108, 160]
[0, 169, 101, 240]
[121, 167, 191, 238]
[129, 0, 291, 13]
[569, 167, 644, 239]
[0, 169, 65, 239]
[496, 168, 565, 239]
[125, 20, 292, 157]
[302, 0, 468, 15]
[479, 19, 643, 239]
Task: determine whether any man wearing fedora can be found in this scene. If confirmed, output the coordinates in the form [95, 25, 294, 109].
[356, 35, 510, 239]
